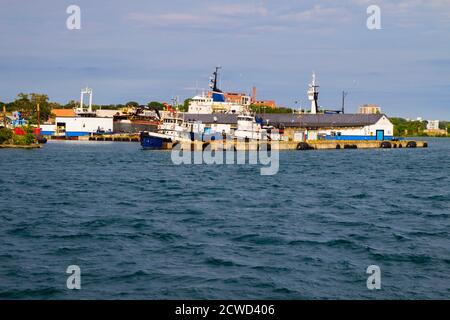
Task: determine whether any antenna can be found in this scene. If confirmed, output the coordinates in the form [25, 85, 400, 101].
[307, 72, 319, 114]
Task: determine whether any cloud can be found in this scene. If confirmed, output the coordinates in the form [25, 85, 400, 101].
[126, 2, 270, 29]
[125, 2, 355, 34]
[127, 12, 206, 26]
[208, 3, 269, 16]
[279, 4, 351, 23]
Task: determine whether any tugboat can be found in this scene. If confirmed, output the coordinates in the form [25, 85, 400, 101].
[140, 105, 206, 149]
[233, 114, 283, 141]
[140, 113, 189, 149]
[233, 114, 266, 140]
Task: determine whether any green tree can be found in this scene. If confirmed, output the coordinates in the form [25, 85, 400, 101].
[64, 100, 79, 109]
[390, 118, 427, 137]
[29, 93, 55, 123]
[183, 98, 192, 111]
[0, 128, 13, 144]
[126, 101, 140, 108]
[147, 101, 165, 110]
[8, 93, 55, 124]
[249, 104, 293, 114]
[12, 93, 33, 116]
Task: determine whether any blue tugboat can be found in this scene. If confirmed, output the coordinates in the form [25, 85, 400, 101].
[139, 113, 196, 150]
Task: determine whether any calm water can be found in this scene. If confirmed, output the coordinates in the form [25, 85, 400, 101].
[0, 139, 449, 299]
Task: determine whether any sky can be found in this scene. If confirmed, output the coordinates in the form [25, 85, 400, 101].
[0, 0, 449, 119]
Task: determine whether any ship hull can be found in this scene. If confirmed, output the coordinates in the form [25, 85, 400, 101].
[139, 132, 173, 150]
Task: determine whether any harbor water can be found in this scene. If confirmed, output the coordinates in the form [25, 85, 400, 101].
[0, 139, 449, 299]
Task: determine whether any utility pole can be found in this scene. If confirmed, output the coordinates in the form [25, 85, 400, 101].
[37, 103, 41, 130]
[3, 101, 7, 128]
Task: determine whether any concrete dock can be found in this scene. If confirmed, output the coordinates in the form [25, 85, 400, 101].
[165, 139, 428, 151]
[0, 144, 42, 149]
[47, 134, 141, 142]
[45, 134, 427, 151]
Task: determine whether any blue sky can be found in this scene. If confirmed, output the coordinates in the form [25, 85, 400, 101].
[1, 0, 449, 119]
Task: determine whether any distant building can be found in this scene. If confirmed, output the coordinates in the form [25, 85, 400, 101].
[427, 120, 440, 130]
[6, 111, 27, 127]
[95, 109, 123, 118]
[51, 109, 76, 117]
[358, 104, 381, 114]
[224, 92, 250, 105]
[252, 100, 277, 109]
[41, 116, 113, 137]
[250, 86, 276, 108]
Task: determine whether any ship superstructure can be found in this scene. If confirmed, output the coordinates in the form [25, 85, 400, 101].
[188, 67, 251, 114]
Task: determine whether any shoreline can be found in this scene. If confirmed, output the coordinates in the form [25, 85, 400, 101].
[0, 144, 42, 149]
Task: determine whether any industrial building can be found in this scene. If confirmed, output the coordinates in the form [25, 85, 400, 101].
[40, 116, 113, 137]
[358, 104, 382, 114]
[40, 88, 113, 137]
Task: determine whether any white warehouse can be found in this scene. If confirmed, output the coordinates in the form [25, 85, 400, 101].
[40, 116, 113, 137]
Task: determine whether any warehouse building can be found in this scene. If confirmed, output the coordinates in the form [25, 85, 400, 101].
[181, 113, 394, 141]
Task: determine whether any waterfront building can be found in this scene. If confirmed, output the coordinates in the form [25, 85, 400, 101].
[426, 120, 440, 130]
[40, 116, 113, 137]
[250, 86, 277, 108]
[40, 88, 113, 136]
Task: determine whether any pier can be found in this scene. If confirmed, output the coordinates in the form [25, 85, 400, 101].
[85, 134, 140, 142]
[44, 133, 427, 151]
[46, 134, 141, 142]
[164, 139, 428, 151]
[0, 144, 42, 149]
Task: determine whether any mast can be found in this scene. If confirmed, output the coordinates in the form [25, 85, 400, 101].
[307, 72, 319, 114]
[210, 66, 225, 102]
[210, 66, 222, 92]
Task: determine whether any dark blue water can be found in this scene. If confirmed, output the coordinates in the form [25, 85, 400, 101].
[0, 139, 449, 299]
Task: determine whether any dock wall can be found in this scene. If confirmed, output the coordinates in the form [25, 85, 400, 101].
[173, 139, 427, 151]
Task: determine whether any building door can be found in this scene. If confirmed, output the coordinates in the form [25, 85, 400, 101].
[56, 122, 66, 136]
[376, 130, 384, 141]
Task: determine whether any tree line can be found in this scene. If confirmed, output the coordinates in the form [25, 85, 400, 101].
[390, 118, 450, 137]
[0, 93, 192, 123]
[0, 93, 294, 124]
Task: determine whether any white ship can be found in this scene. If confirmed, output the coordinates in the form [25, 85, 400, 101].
[188, 67, 251, 114]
